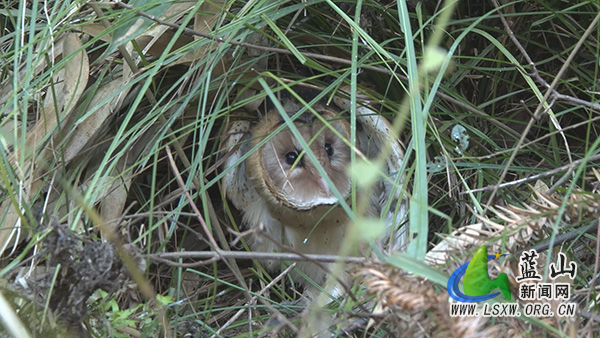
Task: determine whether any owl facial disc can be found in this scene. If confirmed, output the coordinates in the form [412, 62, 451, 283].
[254, 107, 352, 211]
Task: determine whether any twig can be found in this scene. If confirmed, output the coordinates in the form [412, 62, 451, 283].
[165, 146, 221, 251]
[150, 250, 366, 264]
[580, 309, 600, 323]
[106, 1, 398, 75]
[554, 92, 600, 112]
[97, 0, 600, 151]
[100, 0, 600, 119]
[150, 255, 220, 268]
[513, 222, 598, 259]
[165, 146, 253, 303]
[214, 264, 299, 337]
[469, 114, 600, 161]
[255, 228, 369, 308]
[584, 219, 600, 323]
[485, 0, 600, 208]
[464, 153, 600, 194]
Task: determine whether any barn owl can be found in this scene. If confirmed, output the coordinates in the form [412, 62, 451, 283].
[222, 90, 408, 289]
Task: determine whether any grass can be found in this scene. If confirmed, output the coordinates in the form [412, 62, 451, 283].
[1, 0, 600, 336]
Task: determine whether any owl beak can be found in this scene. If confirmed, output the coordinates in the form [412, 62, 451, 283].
[317, 176, 331, 196]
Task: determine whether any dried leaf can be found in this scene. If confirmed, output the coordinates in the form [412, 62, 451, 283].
[63, 76, 131, 162]
[0, 34, 89, 257]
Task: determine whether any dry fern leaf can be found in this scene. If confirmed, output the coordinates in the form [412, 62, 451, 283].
[426, 178, 600, 266]
[358, 262, 498, 338]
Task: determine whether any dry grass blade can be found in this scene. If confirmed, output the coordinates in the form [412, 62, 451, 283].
[2, 0, 600, 336]
[0, 33, 89, 256]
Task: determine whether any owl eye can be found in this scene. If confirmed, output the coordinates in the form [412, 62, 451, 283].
[285, 151, 299, 165]
[324, 143, 334, 156]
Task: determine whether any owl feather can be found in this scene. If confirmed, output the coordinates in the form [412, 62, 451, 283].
[222, 92, 408, 287]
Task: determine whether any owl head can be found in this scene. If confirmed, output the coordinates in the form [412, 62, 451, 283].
[246, 100, 352, 211]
